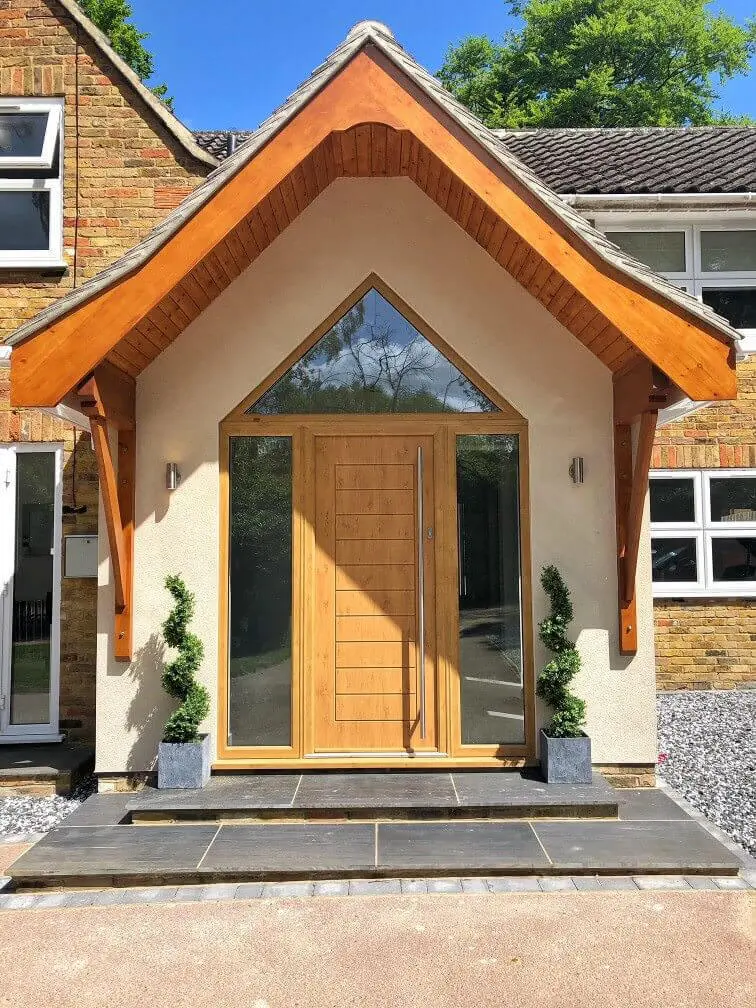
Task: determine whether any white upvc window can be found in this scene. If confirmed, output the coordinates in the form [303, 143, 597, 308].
[650, 469, 756, 598]
[0, 99, 62, 169]
[602, 222, 756, 348]
[0, 98, 64, 268]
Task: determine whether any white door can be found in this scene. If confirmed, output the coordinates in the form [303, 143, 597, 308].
[0, 445, 63, 742]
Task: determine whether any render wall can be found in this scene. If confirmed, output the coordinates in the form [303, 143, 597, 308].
[95, 177, 657, 773]
[0, 0, 210, 741]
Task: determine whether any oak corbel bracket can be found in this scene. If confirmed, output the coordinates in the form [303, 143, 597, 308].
[614, 409, 658, 655]
[77, 363, 136, 662]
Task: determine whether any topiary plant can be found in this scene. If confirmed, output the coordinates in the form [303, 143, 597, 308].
[536, 565, 586, 739]
[161, 574, 210, 743]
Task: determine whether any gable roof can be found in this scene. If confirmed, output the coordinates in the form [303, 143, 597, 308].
[54, 0, 215, 168]
[195, 125, 756, 197]
[495, 127, 756, 196]
[8, 20, 737, 406]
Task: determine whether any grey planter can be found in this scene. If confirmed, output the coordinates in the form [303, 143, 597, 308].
[158, 733, 211, 789]
[539, 729, 592, 784]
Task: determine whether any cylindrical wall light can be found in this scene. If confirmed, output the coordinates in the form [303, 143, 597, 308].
[569, 457, 585, 485]
[165, 462, 182, 490]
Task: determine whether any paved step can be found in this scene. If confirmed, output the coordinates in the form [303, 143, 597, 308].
[8, 815, 742, 890]
[126, 771, 620, 823]
[0, 743, 94, 797]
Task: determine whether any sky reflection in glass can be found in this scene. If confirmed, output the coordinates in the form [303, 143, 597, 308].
[248, 288, 498, 414]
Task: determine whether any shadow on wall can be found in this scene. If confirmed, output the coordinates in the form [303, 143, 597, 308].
[125, 632, 173, 771]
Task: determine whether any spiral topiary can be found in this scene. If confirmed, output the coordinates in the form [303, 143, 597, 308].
[161, 574, 210, 743]
[536, 565, 586, 739]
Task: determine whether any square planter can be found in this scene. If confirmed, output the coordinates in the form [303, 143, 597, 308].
[539, 729, 592, 784]
[158, 733, 211, 789]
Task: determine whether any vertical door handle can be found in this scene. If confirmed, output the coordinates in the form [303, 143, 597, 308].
[416, 445, 426, 740]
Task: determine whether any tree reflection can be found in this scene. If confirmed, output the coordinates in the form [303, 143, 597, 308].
[250, 289, 498, 414]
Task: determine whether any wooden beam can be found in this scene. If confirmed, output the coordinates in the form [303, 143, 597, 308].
[77, 372, 134, 661]
[614, 424, 637, 654]
[613, 361, 681, 424]
[115, 428, 136, 660]
[78, 361, 135, 430]
[10, 50, 736, 407]
[623, 410, 658, 605]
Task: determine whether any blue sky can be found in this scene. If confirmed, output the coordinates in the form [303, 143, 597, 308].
[129, 1, 756, 129]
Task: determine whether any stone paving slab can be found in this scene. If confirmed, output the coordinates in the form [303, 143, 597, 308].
[8, 825, 219, 880]
[126, 770, 618, 818]
[378, 822, 549, 871]
[617, 789, 691, 821]
[57, 794, 132, 828]
[531, 820, 742, 874]
[201, 823, 375, 874]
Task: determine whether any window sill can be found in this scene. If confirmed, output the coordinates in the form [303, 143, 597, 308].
[0, 261, 67, 274]
[653, 588, 756, 600]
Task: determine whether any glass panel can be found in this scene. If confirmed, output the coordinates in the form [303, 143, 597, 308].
[0, 191, 50, 251]
[711, 538, 756, 583]
[651, 538, 698, 583]
[456, 434, 524, 745]
[605, 231, 686, 273]
[650, 478, 696, 523]
[0, 113, 48, 158]
[228, 436, 293, 746]
[700, 231, 756, 272]
[709, 477, 756, 523]
[249, 288, 499, 414]
[702, 289, 756, 330]
[10, 452, 55, 726]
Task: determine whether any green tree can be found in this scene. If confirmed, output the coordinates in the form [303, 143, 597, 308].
[438, 0, 756, 127]
[77, 0, 174, 111]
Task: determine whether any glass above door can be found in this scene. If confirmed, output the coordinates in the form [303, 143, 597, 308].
[247, 288, 499, 414]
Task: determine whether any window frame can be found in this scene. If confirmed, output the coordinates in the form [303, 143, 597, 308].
[650, 469, 756, 598]
[0, 98, 64, 269]
[0, 177, 63, 268]
[0, 98, 62, 170]
[598, 219, 756, 344]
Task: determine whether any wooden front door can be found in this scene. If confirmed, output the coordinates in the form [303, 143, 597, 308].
[312, 434, 438, 753]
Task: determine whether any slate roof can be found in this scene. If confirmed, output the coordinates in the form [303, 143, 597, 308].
[196, 125, 756, 195]
[495, 127, 756, 195]
[8, 20, 741, 350]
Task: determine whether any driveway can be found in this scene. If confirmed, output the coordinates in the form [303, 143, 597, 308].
[1, 890, 753, 1008]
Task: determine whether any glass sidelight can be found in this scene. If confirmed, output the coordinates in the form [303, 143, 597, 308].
[228, 436, 293, 747]
[2, 449, 59, 732]
[456, 434, 524, 745]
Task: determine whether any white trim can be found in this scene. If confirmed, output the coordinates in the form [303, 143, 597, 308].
[567, 193, 756, 207]
[657, 398, 714, 427]
[595, 219, 756, 350]
[650, 468, 756, 598]
[0, 178, 64, 268]
[41, 404, 90, 431]
[0, 444, 64, 739]
[0, 98, 62, 170]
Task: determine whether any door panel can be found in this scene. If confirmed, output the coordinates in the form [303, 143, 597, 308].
[335, 564, 415, 592]
[335, 589, 415, 617]
[313, 435, 437, 753]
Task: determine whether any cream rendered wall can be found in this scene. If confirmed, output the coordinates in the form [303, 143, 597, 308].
[95, 177, 657, 773]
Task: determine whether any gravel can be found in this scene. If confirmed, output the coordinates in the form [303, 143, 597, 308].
[657, 690, 756, 857]
[0, 775, 96, 838]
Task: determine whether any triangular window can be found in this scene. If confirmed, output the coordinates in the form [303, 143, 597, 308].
[247, 287, 499, 414]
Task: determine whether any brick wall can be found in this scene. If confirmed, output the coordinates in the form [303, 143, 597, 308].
[652, 356, 756, 690]
[0, 0, 211, 741]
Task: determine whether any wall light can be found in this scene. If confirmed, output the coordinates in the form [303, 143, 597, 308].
[569, 457, 585, 485]
[165, 462, 182, 491]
